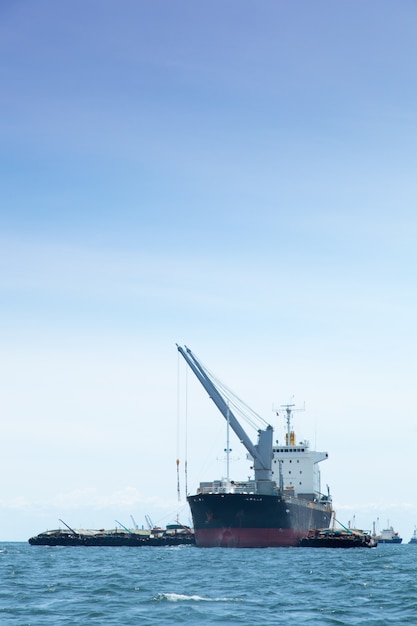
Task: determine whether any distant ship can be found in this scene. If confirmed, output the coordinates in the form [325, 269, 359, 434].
[409, 528, 417, 544]
[177, 345, 333, 548]
[374, 524, 402, 544]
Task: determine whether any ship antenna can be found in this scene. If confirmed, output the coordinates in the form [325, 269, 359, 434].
[277, 401, 305, 446]
[281, 403, 295, 446]
[225, 402, 231, 483]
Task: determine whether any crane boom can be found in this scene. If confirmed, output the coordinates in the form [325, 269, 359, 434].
[177, 345, 273, 482]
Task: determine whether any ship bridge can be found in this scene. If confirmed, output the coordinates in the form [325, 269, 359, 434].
[272, 438, 328, 501]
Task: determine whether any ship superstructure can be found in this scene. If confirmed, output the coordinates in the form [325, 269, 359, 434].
[271, 405, 329, 500]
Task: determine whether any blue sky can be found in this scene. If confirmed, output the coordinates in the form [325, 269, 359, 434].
[1, 1, 417, 541]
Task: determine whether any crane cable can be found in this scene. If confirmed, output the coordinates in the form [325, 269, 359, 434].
[176, 352, 181, 501]
[196, 357, 270, 431]
[184, 365, 188, 498]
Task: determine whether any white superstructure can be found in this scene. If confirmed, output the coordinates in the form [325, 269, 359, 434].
[271, 405, 328, 500]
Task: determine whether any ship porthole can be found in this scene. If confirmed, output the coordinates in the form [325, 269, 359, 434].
[285, 509, 290, 514]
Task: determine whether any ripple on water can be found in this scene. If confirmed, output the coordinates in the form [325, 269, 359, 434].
[1, 543, 416, 625]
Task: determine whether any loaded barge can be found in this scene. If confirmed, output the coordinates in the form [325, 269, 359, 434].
[29, 521, 195, 547]
[299, 527, 377, 548]
[177, 345, 333, 548]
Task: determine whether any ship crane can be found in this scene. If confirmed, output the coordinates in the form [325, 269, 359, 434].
[176, 345, 274, 488]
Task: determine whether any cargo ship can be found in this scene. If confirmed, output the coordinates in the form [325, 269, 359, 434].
[374, 524, 402, 544]
[177, 345, 333, 548]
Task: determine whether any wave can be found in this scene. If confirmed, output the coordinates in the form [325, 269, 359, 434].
[154, 593, 239, 603]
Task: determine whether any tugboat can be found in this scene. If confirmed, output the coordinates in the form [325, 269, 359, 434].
[177, 345, 333, 548]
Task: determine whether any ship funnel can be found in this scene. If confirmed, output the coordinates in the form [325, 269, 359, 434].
[285, 431, 296, 445]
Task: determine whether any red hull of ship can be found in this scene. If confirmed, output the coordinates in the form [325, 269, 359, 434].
[194, 527, 306, 548]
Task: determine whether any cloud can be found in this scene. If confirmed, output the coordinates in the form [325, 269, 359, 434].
[0, 486, 179, 514]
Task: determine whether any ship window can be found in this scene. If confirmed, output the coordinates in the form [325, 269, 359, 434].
[289, 471, 291, 474]
[299, 471, 302, 474]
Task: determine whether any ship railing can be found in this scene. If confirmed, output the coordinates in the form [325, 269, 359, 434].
[284, 493, 333, 510]
[197, 481, 257, 495]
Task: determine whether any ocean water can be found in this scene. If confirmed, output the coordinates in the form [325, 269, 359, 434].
[1, 542, 416, 625]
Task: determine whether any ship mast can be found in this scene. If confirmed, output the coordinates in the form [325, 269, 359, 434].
[283, 403, 295, 445]
[278, 402, 304, 446]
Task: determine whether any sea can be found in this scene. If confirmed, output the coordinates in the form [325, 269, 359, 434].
[1, 542, 416, 625]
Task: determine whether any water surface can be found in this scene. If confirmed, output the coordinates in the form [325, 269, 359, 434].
[1, 542, 415, 624]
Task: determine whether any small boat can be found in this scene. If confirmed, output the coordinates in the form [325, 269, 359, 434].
[409, 528, 417, 544]
[299, 527, 376, 548]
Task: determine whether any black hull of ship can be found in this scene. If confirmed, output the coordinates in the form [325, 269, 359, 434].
[187, 492, 332, 548]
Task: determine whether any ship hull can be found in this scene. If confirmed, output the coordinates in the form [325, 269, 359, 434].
[188, 492, 332, 548]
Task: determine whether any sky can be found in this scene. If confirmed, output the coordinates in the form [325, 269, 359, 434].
[1, 0, 417, 541]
